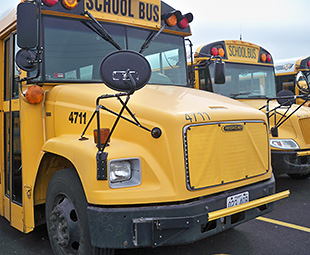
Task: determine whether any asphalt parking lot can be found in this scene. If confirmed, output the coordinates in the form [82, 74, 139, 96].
[0, 174, 309, 255]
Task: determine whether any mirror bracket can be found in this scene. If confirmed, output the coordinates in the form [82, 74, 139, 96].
[79, 50, 161, 161]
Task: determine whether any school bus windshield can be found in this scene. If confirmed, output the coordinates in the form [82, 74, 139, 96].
[42, 15, 187, 86]
[204, 63, 277, 99]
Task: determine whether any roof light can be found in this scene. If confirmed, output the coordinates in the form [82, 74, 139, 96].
[218, 48, 225, 57]
[178, 13, 193, 29]
[260, 53, 266, 62]
[43, 0, 58, 6]
[164, 11, 180, 27]
[25, 85, 44, 104]
[62, 0, 78, 9]
[266, 54, 272, 63]
[211, 47, 218, 56]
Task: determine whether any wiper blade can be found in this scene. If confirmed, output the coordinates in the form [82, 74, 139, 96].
[84, 11, 121, 50]
[229, 92, 251, 98]
[139, 25, 165, 54]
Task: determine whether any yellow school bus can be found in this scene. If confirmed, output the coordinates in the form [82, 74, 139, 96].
[275, 56, 310, 105]
[0, 2, 288, 255]
[193, 40, 310, 180]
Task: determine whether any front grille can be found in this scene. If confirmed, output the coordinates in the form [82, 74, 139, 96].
[299, 117, 310, 145]
[183, 121, 269, 190]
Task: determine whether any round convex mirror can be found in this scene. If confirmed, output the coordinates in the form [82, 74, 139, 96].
[276, 90, 295, 106]
[16, 49, 38, 72]
[100, 50, 151, 92]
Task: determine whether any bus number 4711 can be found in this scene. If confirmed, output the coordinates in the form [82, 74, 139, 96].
[68, 111, 87, 124]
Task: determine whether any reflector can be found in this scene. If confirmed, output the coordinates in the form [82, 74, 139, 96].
[43, 0, 58, 6]
[62, 0, 78, 9]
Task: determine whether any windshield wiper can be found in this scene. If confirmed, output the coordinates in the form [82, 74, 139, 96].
[84, 11, 121, 50]
[229, 92, 251, 98]
[139, 25, 165, 54]
[247, 95, 269, 99]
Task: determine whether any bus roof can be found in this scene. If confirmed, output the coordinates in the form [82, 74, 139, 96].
[0, 8, 16, 38]
[275, 56, 310, 75]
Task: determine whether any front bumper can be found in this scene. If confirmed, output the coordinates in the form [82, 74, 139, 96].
[87, 176, 289, 249]
[271, 150, 310, 175]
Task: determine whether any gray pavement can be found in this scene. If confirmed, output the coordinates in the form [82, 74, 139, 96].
[0, 174, 309, 255]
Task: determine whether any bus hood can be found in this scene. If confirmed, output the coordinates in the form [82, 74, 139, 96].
[48, 84, 268, 125]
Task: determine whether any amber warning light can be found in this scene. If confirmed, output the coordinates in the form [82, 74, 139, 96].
[25, 85, 44, 104]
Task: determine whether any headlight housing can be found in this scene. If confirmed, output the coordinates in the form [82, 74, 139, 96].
[109, 158, 141, 188]
[270, 139, 299, 150]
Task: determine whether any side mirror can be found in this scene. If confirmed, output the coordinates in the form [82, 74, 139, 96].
[100, 50, 151, 92]
[296, 71, 310, 94]
[276, 90, 295, 106]
[15, 49, 38, 72]
[214, 61, 226, 84]
[17, 2, 38, 49]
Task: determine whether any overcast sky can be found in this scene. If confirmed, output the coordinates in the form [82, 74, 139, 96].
[1, 0, 310, 61]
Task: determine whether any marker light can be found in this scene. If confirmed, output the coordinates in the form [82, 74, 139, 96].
[25, 85, 44, 104]
[260, 53, 266, 62]
[178, 13, 193, 29]
[211, 47, 218, 56]
[266, 54, 272, 63]
[307, 60, 310, 67]
[218, 48, 225, 57]
[94, 128, 110, 145]
[62, 0, 78, 9]
[43, 0, 58, 6]
[270, 139, 299, 149]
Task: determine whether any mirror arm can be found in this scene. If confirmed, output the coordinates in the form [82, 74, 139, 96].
[185, 38, 195, 87]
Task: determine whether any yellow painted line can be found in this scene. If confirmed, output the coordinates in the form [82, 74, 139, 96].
[256, 216, 310, 233]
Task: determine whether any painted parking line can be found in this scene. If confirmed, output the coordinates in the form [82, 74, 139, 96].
[256, 216, 310, 233]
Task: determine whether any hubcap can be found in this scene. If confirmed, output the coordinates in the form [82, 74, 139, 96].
[49, 197, 80, 254]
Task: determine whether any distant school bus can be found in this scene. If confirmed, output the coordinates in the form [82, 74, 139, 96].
[193, 40, 310, 180]
[275, 56, 310, 105]
[0, 2, 288, 255]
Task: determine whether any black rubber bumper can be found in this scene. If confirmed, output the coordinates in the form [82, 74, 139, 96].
[87, 176, 275, 249]
[271, 150, 310, 175]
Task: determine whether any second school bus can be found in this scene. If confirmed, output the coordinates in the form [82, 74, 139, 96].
[275, 56, 310, 105]
[193, 40, 310, 180]
[0, 1, 288, 255]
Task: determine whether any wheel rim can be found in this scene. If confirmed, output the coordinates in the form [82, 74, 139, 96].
[48, 196, 81, 254]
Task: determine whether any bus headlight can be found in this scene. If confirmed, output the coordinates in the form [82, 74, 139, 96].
[270, 139, 299, 150]
[109, 158, 141, 188]
[110, 161, 131, 183]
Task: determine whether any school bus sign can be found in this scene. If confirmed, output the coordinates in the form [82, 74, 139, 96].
[226, 41, 259, 63]
[85, 0, 161, 28]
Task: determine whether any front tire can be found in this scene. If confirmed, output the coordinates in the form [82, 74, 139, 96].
[46, 169, 93, 255]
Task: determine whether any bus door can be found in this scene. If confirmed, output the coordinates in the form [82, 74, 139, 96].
[2, 33, 23, 231]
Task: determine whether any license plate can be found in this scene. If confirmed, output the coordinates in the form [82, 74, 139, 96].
[226, 192, 249, 208]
